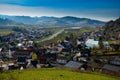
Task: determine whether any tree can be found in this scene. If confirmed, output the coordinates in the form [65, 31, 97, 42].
[98, 36, 104, 49]
[70, 33, 76, 46]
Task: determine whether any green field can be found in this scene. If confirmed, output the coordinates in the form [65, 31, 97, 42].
[36, 27, 96, 46]
[34, 28, 63, 42]
[0, 68, 119, 80]
[0, 29, 14, 35]
[108, 40, 120, 44]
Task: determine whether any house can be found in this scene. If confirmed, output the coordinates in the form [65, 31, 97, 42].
[14, 50, 32, 67]
[61, 48, 70, 55]
[31, 52, 37, 61]
[14, 50, 31, 58]
[0, 59, 3, 68]
[50, 46, 59, 54]
[0, 50, 3, 59]
[57, 56, 67, 64]
[73, 52, 81, 61]
[78, 57, 87, 62]
[38, 53, 46, 64]
[86, 39, 99, 48]
[87, 61, 101, 71]
[102, 64, 120, 76]
[76, 38, 85, 45]
[64, 61, 84, 69]
[110, 57, 120, 66]
[85, 39, 109, 48]
[57, 44, 64, 52]
[80, 49, 91, 57]
[31, 52, 38, 68]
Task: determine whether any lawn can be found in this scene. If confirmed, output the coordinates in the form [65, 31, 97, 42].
[0, 68, 119, 80]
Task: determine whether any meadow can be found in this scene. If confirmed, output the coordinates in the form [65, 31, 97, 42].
[0, 68, 119, 80]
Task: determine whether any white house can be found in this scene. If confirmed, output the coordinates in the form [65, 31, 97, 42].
[85, 39, 99, 48]
[85, 39, 109, 48]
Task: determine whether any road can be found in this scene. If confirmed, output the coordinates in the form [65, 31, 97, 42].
[39, 29, 64, 42]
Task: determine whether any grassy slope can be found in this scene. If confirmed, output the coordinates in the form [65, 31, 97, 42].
[0, 68, 119, 80]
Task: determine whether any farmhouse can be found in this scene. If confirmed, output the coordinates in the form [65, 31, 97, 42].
[102, 64, 120, 76]
[65, 61, 84, 69]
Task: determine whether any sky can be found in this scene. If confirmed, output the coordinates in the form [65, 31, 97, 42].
[0, 0, 120, 21]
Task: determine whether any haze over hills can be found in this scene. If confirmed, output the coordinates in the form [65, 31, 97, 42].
[0, 18, 20, 28]
[0, 15, 105, 27]
[0, 18, 17, 26]
[0, 17, 26, 29]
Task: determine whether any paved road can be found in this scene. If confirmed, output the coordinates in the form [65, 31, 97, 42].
[39, 29, 64, 42]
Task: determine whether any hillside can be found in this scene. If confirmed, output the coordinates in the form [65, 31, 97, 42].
[104, 18, 120, 33]
[0, 68, 119, 80]
[0, 15, 105, 27]
[103, 17, 120, 40]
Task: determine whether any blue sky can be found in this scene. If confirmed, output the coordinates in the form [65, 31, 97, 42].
[0, 0, 120, 21]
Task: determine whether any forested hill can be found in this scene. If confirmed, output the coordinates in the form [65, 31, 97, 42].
[104, 18, 120, 34]
[0, 15, 105, 27]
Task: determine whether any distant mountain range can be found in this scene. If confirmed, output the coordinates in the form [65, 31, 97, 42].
[0, 15, 105, 27]
[0, 18, 21, 26]
[0, 17, 26, 29]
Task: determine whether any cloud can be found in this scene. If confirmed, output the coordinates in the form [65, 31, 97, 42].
[0, 4, 62, 17]
[0, 4, 119, 21]
[0, 4, 81, 17]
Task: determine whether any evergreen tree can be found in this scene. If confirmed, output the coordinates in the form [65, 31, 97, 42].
[98, 36, 104, 49]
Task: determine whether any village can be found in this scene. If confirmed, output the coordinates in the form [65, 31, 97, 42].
[0, 27, 120, 77]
